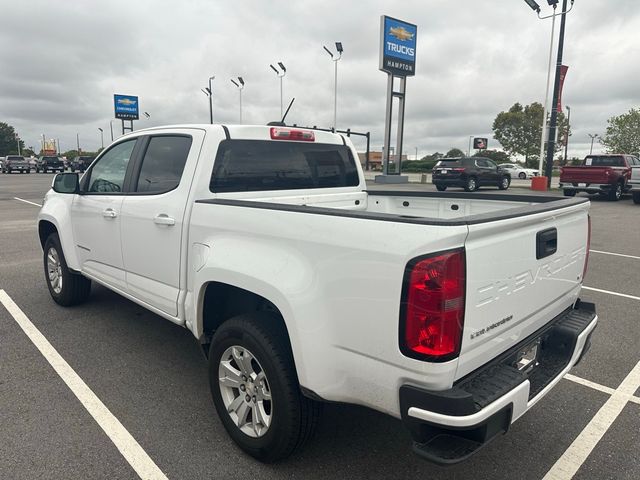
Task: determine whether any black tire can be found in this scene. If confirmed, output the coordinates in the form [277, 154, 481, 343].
[608, 182, 623, 201]
[464, 176, 478, 192]
[518, 172, 526, 179]
[564, 189, 576, 197]
[498, 176, 511, 190]
[633, 192, 640, 205]
[209, 312, 321, 463]
[435, 184, 447, 192]
[43, 233, 91, 306]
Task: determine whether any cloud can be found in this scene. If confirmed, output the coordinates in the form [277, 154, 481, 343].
[1, 0, 638, 158]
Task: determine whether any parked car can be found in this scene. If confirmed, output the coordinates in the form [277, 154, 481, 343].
[559, 154, 638, 201]
[37, 124, 596, 464]
[2, 155, 31, 173]
[432, 157, 511, 191]
[630, 165, 640, 204]
[499, 163, 539, 179]
[36, 156, 65, 173]
[70, 155, 95, 172]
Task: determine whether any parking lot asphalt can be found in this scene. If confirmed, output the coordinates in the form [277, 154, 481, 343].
[1, 173, 639, 480]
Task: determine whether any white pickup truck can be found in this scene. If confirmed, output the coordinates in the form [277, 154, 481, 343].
[38, 124, 597, 464]
[631, 166, 640, 204]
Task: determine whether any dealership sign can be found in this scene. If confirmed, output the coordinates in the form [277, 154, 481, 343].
[474, 138, 488, 150]
[114, 94, 139, 120]
[379, 16, 417, 76]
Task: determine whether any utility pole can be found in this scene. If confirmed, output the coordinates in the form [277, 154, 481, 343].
[77, 133, 81, 154]
[110, 120, 114, 141]
[588, 134, 599, 155]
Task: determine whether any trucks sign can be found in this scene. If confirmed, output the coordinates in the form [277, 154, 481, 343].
[379, 16, 417, 77]
[114, 94, 139, 120]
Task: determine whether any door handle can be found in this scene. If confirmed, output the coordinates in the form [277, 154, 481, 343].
[536, 228, 557, 260]
[102, 208, 117, 218]
[154, 214, 175, 226]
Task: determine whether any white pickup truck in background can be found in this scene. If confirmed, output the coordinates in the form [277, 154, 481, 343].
[37, 124, 597, 464]
[631, 165, 640, 204]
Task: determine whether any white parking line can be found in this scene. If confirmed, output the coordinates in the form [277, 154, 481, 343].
[590, 249, 640, 261]
[564, 374, 640, 405]
[545, 360, 640, 480]
[582, 286, 640, 302]
[0, 290, 169, 480]
[13, 197, 42, 207]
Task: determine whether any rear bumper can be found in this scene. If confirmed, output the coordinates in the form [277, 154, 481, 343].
[432, 177, 465, 187]
[399, 301, 597, 465]
[560, 182, 611, 193]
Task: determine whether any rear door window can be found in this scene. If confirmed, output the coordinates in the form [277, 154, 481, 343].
[210, 140, 359, 193]
[135, 136, 192, 193]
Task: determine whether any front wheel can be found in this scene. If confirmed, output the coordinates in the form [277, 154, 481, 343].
[464, 177, 478, 192]
[209, 313, 321, 463]
[518, 172, 526, 179]
[498, 176, 511, 190]
[435, 184, 447, 192]
[564, 189, 576, 197]
[43, 233, 91, 306]
[633, 191, 640, 205]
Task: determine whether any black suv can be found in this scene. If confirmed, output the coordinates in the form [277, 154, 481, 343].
[432, 157, 511, 192]
[36, 156, 65, 173]
[70, 155, 95, 173]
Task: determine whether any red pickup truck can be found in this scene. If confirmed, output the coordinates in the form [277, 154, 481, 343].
[560, 154, 639, 201]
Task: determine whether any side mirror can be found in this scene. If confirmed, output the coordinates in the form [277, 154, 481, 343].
[52, 173, 80, 194]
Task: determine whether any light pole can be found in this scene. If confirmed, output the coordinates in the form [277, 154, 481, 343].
[524, 0, 575, 185]
[76, 133, 81, 154]
[564, 105, 570, 164]
[201, 76, 215, 124]
[415, 147, 418, 160]
[588, 134, 599, 155]
[323, 42, 343, 131]
[468, 136, 474, 157]
[110, 120, 114, 141]
[269, 63, 286, 118]
[98, 128, 104, 149]
[15, 132, 21, 156]
[230, 77, 245, 124]
[143, 112, 151, 119]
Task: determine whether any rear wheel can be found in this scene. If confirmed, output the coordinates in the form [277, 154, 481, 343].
[435, 184, 447, 192]
[209, 313, 321, 463]
[43, 233, 91, 306]
[563, 189, 576, 197]
[633, 192, 640, 205]
[498, 176, 511, 190]
[464, 177, 478, 192]
[518, 172, 526, 179]
[607, 182, 623, 201]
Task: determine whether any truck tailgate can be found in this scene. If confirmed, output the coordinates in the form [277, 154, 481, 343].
[456, 201, 590, 380]
[560, 167, 610, 183]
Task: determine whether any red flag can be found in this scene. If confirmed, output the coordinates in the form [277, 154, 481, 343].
[557, 65, 569, 112]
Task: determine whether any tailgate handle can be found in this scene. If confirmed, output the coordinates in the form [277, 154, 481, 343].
[536, 228, 557, 260]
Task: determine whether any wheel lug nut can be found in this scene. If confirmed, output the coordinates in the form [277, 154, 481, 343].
[252, 396, 256, 402]
[245, 395, 251, 402]
[240, 384, 245, 391]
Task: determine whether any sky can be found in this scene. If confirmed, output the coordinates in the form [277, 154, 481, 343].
[1, 0, 639, 159]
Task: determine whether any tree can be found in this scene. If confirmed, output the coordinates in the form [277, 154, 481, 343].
[492, 102, 568, 168]
[600, 108, 640, 155]
[446, 148, 465, 158]
[473, 149, 511, 164]
[0, 122, 25, 156]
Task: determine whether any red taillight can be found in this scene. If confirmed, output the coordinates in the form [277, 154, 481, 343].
[270, 127, 315, 142]
[451, 168, 465, 172]
[582, 215, 591, 281]
[400, 249, 466, 361]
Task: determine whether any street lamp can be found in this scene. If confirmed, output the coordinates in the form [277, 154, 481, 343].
[524, 0, 575, 187]
[468, 135, 474, 157]
[14, 132, 21, 156]
[270, 62, 286, 118]
[323, 42, 343, 131]
[109, 120, 114, 141]
[98, 128, 104, 149]
[230, 77, 245, 124]
[201, 76, 214, 124]
[143, 112, 151, 119]
[588, 134, 599, 155]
